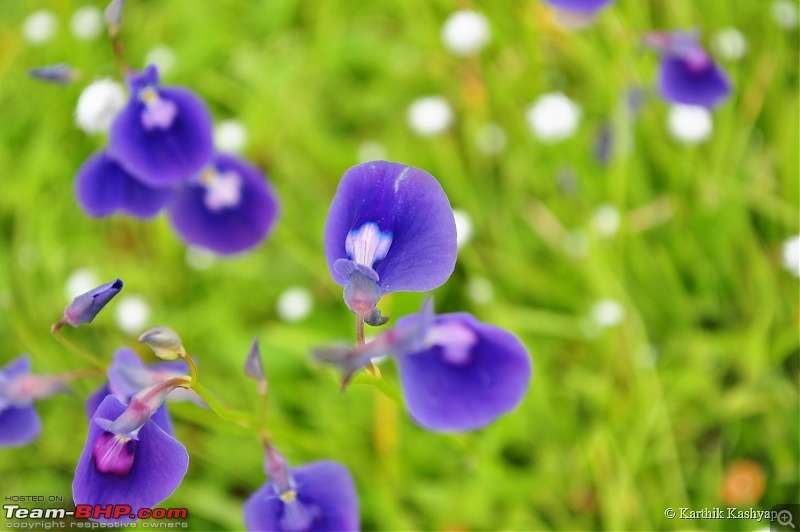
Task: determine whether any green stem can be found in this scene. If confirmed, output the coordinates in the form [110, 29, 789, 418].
[191, 381, 254, 428]
[51, 330, 107, 370]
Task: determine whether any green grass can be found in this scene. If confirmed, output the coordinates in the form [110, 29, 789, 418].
[0, 0, 797, 530]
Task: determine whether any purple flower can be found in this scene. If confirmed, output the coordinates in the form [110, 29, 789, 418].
[646, 31, 732, 108]
[73, 382, 189, 523]
[168, 154, 279, 255]
[75, 150, 173, 219]
[53, 279, 123, 331]
[315, 302, 532, 433]
[108, 64, 213, 187]
[243, 445, 359, 532]
[0, 356, 69, 447]
[541, 0, 616, 13]
[324, 161, 457, 318]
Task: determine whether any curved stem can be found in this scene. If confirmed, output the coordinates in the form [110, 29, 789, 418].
[191, 381, 254, 429]
[51, 330, 107, 370]
[179, 352, 199, 389]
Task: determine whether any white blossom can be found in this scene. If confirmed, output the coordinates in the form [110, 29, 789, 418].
[667, 104, 712, 144]
[526, 93, 581, 142]
[441, 10, 490, 56]
[407, 96, 453, 136]
[75, 79, 127, 134]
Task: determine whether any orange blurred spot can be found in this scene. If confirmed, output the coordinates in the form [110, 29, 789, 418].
[721, 459, 766, 506]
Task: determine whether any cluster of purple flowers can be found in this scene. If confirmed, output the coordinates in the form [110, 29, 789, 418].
[75, 65, 279, 255]
[319, 161, 533, 433]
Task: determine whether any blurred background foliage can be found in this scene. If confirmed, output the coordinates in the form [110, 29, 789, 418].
[0, 0, 798, 530]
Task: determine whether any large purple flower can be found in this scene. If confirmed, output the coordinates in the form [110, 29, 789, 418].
[243, 446, 359, 532]
[108, 64, 213, 187]
[0, 356, 68, 447]
[646, 31, 732, 108]
[324, 161, 457, 317]
[168, 154, 279, 255]
[315, 302, 532, 432]
[75, 150, 173, 219]
[73, 382, 189, 523]
[541, 0, 616, 14]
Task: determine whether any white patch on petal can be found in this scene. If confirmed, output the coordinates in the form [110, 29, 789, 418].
[345, 223, 393, 269]
[407, 96, 453, 136]
[202, 169, 243, 212]
[441, 10, 490, 56]
[393, 166, 411, 193]
[75, 79, 127, 134]
[526, 92, 582, 142]
[667, 104, 712, 144]
[426, 321, 478, 365]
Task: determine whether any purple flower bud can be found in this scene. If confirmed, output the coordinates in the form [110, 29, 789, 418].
[244, 337, 266, 382]
[0, 356, 69, 447]
[138, 326, 184, 360]
[108, 65, 213, 187]
[75, 150, 173, 220]
[73, 395, 188, 523]
[54, 279, 123, 331]
[168, 154, 279, 255]
[243, 449, 359, 532]
[28, 63, 79, 85]
[104, 0, 125, 35]
[324, 161, 457, 316]
[645, 31, 732, 108]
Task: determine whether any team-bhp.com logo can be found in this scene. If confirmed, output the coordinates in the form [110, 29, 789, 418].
[5, 504, 188, 520]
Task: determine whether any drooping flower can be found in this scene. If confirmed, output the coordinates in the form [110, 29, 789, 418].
[243, 445, 359, 532]
[324, 161, 457, 320]
[108, 64, 213, 187]
[645, 31, 732, 108]
[315, 302, 532, 432]
[168, 153, 279, 255]
[53, 279, 123, 331]
[0, 355, 69, 447]
[73, 382, 189, 523]
[75, 150, 173, 219]
[106, 348, 200, 406]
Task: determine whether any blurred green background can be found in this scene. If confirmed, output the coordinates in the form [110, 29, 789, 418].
[1, 0, 798, 530]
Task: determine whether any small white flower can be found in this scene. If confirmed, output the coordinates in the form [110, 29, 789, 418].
[667, 104, 712, 144]
[475, 123, 507, 155]
[185, 246, 216, 270]
[276, 287, 313, 322]
[781, 235, 800, 277]
[592, 204, 621, 237]
[145, 45, 176, 76]
[772, 0, 799, 29]
[70, 6, 103, 41]
[711, 28, 747, 61]
[590, 299, 625, 328]
[64, 268, 100, 300]
[441, 10, 490, 56]
[214, 120, 248, 153]
[453, 209, 474, 248]
[75, 79, 127, 134]
[407, 96, 453, 136]
[526, 92, 582, 142]
[356, 141, 387, 163]
[467, 277, 494, 305]
[23, 10, 58, 44]
[115, 295, 151, 335]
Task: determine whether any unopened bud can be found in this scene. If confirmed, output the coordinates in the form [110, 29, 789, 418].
[138, 326, 184, 360]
